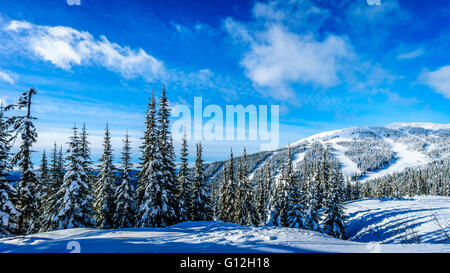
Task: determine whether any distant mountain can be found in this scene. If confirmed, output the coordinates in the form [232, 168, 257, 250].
[204, 122, 450, 185]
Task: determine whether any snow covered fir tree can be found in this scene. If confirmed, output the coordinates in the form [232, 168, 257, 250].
[41, 125, 96, 231]
[1, 86, 450, 244]
[113, 131, 136, 228]
[0, 104, 17, 237]
[94, 123, 116, 229]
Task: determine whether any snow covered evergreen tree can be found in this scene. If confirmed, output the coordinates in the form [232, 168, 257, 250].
[177, 131, 191, 221]
[39, 151, 50, 192]
[137, 94, 156, 207]
[317, 150, 330, 208]
[40, 143, 63, 231]
[136, 92, 161, 227]
[218, 162, 229, 221]
[353, 180, 361, 200]
[57, 145, 64, 182]
[49, 143, 60, 186]
[255, 172, 265, 226]
[94, 123, 116, 229]
[259, 166, 272, 225]
[42, 126, 95, 231]
[345, 179, 352, 201]
[0, 105, 17, 237]
[285, 145, 305, 229]
[266, 178, 284, 226]
[234, 148, 258, 225]
[303, 160, 321, 231]
[113, 131, 136, 228]
[6, 88, 39, 234]
[219, 149, 237, 223]
[211, 180, 219, 220]
[191, 142, 212, 221]
[267, 146, 300, 227]
[34, 150, 49, 229]
[80, 124, 94, 185]
[156, 85, 179, 225]
[137, 90, 176, 227]
[322, 162, 347, 239]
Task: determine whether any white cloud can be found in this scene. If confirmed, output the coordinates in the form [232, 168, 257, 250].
[225, 20, 354, 100]
[419, 66, 450, 99]
[4, 20, 165, 81]
[243, 25, 351, 90]
[4, 20, 32, 31]
[0, 69, 17, 84]
[397, 49, 424, 60]
[225, 0, 397, 101]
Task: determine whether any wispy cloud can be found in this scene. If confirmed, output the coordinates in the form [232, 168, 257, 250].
[4, 20, 165, 81]
[397, 48, 424, 60]
[419, 66, 450, 99]
[0, 68, 17, 84]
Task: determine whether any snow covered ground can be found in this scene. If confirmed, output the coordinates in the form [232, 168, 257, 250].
[346, 196, 450, 244]
[0, 197, 448, 253]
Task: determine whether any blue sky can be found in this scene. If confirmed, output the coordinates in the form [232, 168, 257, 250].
[1, 0, 450, 163]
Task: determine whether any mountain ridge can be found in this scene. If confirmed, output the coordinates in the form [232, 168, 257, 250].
[204, 122, 450, 185]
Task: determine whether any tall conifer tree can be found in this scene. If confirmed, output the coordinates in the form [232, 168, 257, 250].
[219, 149, 237, 223]
[7, 88, 39, 234]
[94, 123, 116, 229]
[43, 126, 95, 230]
[191, 142, 212, 220]
[156, 84, 179, 225]
[177, 131, 191, 221]
[234, 148, 258, 225]
[323, 162, 347, 239]
[0, 105, 17, 237]
[80, 124, 94, 185]
[113, 131, 136, 228]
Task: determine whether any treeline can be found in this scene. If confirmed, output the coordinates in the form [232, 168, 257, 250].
[356, 159, 450, 199]
[338, 139, 393, 173]
[0, 87, 347, 240]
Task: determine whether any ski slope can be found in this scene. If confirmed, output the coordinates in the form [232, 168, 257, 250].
[0, 197, 448, 253]
[289, 123, 448, 181]
[360, 140, 431, 182]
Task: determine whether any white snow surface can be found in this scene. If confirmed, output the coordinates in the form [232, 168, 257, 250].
[387, 122, 450, 130]
[0, 197, 448, 253]
[346, 196, 450, 244]
[329, 142, 361, 177]
[359, 139, 431, 182]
